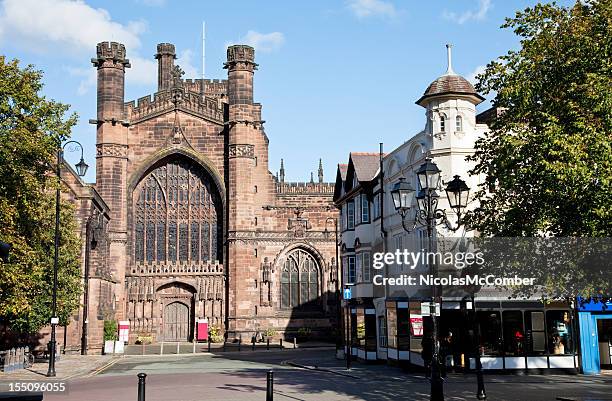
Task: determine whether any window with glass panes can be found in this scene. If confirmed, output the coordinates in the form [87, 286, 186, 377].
[280, 249, 320, 309]
[373, 193, 380, 219]
[347, 255, 356, 284]
[134, 157, 222, 265]
[361, 194, 369, 223]
[347, 201, 355, 230]
[362, 252, 371, 282]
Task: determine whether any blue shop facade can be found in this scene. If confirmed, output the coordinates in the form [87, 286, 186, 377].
[577, 297, 612, 375]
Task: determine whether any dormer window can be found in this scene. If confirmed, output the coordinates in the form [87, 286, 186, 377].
[456, 115, 463, 132]
[440, 116, 446, 132]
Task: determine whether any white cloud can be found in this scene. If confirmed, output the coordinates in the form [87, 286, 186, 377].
[346, 0, 397, 19]
[0, 0, 145, 52]
[65, 66, 96, 96]
[176, 49, 199, 79]
[228, 31, 285, 53]
[467, 65, 487, 86]
[127, 56, 157, 86]
[443, 0, 491, 24]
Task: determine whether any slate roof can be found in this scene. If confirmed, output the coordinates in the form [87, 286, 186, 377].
[349, 152, 380, 182]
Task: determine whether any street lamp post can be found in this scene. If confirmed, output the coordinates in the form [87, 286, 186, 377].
[324, 217, 342, 353]
[47, 140, 89, 377]
[390, 159, 471, 401]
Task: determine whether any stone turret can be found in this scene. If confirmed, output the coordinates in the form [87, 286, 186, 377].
[155, 43, 177, 91]
[224, 45, 257, 105]
[91, 42, 130, 122]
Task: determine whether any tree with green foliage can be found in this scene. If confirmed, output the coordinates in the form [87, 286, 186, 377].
[469, 0, 612, 237]
[0, 57, 82, 335]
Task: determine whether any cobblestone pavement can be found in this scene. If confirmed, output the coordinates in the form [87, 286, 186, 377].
[0, 354, 117, 380]
[0, 349, 610, 400]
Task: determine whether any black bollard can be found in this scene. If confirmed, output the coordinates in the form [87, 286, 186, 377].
[137, 372, 147, 401]
[280, 338, 283, 350]
[223, 341, 226, 352]
[238, 338, 241, 352]
[252, 337, 256, 351]
[266, 370, 274, 401]
[208, 338, 211, 353]
[267, 338, 270, 350]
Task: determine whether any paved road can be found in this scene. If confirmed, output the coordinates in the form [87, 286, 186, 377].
[4, 349, 611, 401]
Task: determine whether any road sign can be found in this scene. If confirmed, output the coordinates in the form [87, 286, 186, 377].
[343, 287, 352, 300]
[421, 302, 430, 316]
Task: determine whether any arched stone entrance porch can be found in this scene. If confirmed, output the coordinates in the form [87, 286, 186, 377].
[157, 282, 196, 342]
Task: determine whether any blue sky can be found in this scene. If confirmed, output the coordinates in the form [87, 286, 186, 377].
[0, 0, 567, 182]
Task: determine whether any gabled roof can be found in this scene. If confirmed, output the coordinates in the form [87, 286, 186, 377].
[349, 152, 380, 183]
[333, 163, 349, 202]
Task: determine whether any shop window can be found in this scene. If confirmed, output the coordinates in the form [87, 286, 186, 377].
[476, 311, 502, 356]
[365, 314, 377, 352]
[351, 312, 358, 347]
[525, 310, 546, 355]
[356, 310, 365, 348]
[502, 310, 525, 356]
[387, 307, 397, 349]
[397, 308, 411, 351]
[378, 316, 388, 348]
[409, 301, 424, 353]
[546, 310, 573, 355]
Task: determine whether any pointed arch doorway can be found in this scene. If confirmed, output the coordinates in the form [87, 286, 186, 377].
[158, 282, 196, 342]
[164, 301, 190, 342]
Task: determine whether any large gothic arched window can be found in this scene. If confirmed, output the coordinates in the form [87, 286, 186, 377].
[134, 157, 222, 265]
[280, 249, 320, 309]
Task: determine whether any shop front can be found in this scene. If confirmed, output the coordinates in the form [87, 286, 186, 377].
[469, 299, 577, 372]
[577, 297, 612, 375]
[382, 298, 577, 372]
[348, 303, 377, 361]
[384, 299, 425, 366]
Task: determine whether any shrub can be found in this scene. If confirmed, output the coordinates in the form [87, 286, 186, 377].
[264, 328, 277, 338]
[208, 325, 224, 343]
[135, 335, 153, 345]
[103, 320, 118, 341]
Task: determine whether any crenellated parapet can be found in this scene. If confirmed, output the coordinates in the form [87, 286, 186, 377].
[124, 87, 224, 124]
[183, 78, 228, 100]
[91, 41, 131, 69]
[276, 181, 335, 195]
[224, 45, 257, 71]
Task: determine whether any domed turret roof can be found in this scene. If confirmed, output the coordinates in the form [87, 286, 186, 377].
[416, 45, 485, 107]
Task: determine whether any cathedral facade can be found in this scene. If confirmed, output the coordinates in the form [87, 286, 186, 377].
[64, 41, 339, 349]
